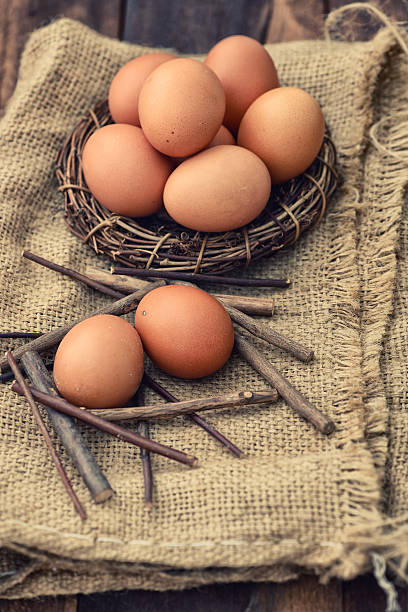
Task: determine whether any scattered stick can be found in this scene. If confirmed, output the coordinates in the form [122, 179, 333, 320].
[0, 282, 164, 372]
[221, 303, 314, 363]
[168, 278, 311, 362]
[143, 373, 245, 458]
[137, 420, 153, 509]
[111, 266, 291, 288]
[11, 383, 198, 468]
[22, 251, 125, 300]
[213, 294, 274, 317]
[85, 267, 275, 316]
[6, 351, 87, 520]
[0, 332, 43, 339]
[234, 332, 335, 435]
[87, 388, 278, 421]
[135, 388, 153, 509]
[0, 360, 53, 385]
[21, 350, 113, 503]
[86, 266, 151, 293]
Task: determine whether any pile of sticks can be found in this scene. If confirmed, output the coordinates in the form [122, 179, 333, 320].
[1, 251, 335, 518]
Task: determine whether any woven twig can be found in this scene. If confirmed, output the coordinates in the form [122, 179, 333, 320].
[56, 100, 338, 274]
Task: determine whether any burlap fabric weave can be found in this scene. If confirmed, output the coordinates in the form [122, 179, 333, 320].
[0, 9, 407, 598]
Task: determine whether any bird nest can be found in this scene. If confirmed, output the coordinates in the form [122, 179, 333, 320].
[56, 100, 338, 274]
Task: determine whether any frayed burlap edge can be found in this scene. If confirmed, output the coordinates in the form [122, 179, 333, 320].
[325, 3, 408, 583]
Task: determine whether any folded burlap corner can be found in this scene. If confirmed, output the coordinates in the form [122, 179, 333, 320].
[0, 7, 407, 599]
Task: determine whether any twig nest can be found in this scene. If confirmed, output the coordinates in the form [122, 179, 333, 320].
[56, 100, 338, 274]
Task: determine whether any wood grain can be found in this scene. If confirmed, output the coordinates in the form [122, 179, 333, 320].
[267, 0, 325, 42]
[122, 0, 272, 52]
[0, 596, 77, 611]
[269, 575, 342, 611]
[0, 0, 122, 112]
[88, 388, 278, 421]
[77, 582, 257, 611]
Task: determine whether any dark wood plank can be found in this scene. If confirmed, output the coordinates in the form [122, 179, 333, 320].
[76, 578, 343, 612]
[342, 573, 408, 612]
[0, 596, 77, 611]
[342, 574, 387, 612]
[268, 575, 342, 611]
[0, 0, 122, 111]
[78, 582, 257, 612]
[266, 0, 325, 42]
[122, 0, 272, 52]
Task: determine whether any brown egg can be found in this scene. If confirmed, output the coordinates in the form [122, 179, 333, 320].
[108, 52, 176, 126]
[138, 58, 226, 157]
[82, 123, 173, 217]
[134, 285, 234, 379]
[205, 35, 279, 133]
[207, 125, 235, 148]
[53, 315, 144, 409]
[238, 87, 325, 184]
[171, 125, 235, 165]
[163, 145, 271, 232]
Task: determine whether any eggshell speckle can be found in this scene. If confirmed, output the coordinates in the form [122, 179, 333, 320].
[138, 58, 226, 157]
[205, 35, 279, 133]
[82, 123, 173, 217]
[163, 145, 271, 232]
[53, 315, 144, 409]
[238, 86, 325, 184]
[108, 53, 176, 126]
[134, 285, 234, 379]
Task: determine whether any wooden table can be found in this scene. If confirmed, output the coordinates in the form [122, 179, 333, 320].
[1, 1, 407, 610]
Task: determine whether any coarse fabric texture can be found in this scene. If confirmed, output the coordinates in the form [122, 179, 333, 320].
[0, 12, 407, 599]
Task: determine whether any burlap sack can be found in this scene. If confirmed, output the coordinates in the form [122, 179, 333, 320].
[0, 9, 407, 598]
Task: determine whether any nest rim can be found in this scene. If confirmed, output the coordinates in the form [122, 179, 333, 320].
[56, 100, 338, 274]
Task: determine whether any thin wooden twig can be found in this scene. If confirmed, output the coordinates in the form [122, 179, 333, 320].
[0, 332, 43, 339]
[163, 278, 312, 362]
[21, 350, 113, 503]
[22, 250, 125, 299]
[11, 382, 198, 468]
[135, 388, 153, 509]
[143, 373, 245, 458]
[111, 266, 291, 288]
[0, 282, 164, 372]
[86, 388, 278, 421]
[0, 360, 53, 384]
[85, 267, 275, 316]
[137, 420, 153, 509]
[6, 351, 87, 520]
[213, 294, 274, 317]
[221, 303, 314, 363]
[234, 331, 335, 435]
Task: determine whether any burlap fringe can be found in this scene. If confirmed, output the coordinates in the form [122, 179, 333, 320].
[326, 2, 408, 585]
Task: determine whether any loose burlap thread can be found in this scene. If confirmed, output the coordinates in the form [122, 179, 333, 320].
[0, 6, 408, 598]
